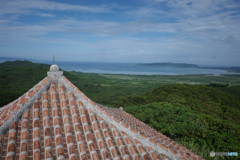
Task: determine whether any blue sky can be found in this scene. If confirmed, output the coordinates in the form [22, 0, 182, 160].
[0, 0, 240, 65]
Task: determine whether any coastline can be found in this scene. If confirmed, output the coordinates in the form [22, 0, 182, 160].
[62, 67, 240, 75]
[135, 63, 240, 73]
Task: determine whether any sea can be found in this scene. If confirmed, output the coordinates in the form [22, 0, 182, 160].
[37, 61, 239, 75]
[1, 58, 239, 75]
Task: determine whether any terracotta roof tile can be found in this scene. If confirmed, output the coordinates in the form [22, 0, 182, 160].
[104, 111, 111, 117]
[121, 122, 129, 128]
[98, 116, 104, 121]
[140, 134, 147, 139]
[170, 149, 179, 155]
[89, 100, 96, 106]
[75, 124, 81, 132]
[63, 76, 69, 83]
[33, 151, 40, 160]
[147, 146, 152, 151]
[42, 78, 48, 85]
[10, 100, 19, 111]
[97, 105, 104, 112]
[143, 154, 151, 160]
[28, 89, 35, 98]
[9, 132, 16, 141]
[62, 100, 67, 107]
[113, 116, 120, 123]
[71, 107, 77, 115]
[151, 151, 159, 160]
[149, 138, 157, 145]
[138, 145, 145, 153]
[158, 143, 168, 151]
[22, 97, 29, 105]
[82, 116, 87, 123]
[59, 85, 64, 92]
[69, 82, 76, 89]
[130, 128, 138, 134]
[20, 153, 27, 160]
[52, 93, 57, 99]
[82, 94, 89, 100]
[69, 92, 74, 99]
[35, 84, 42, 91]
[13, 105, 21, 112]
[7, 154, 14, 160]
[129, 145, 136, 154]
[20, 95, 27, 104]
[76, 88, 82, 94]
[21, 142, 27, 151]
[78, 101, 83, 107]
[3, 113, 13, 121]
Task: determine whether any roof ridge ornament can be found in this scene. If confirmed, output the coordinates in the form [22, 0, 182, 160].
[48, 55, 63, 83]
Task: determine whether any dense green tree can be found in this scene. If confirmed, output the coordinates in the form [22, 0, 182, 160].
[124, 102, 240, 160]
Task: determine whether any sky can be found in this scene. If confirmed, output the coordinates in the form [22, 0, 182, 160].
[0, 0, 240, 65]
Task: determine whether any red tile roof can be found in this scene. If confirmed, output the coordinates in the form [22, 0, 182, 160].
[0, 74, 204, 160]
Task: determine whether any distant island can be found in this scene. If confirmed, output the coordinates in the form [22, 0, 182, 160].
[136, 62, 199, 68]
[136, 62, 240, 73]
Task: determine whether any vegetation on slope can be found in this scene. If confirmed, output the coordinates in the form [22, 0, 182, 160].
[124, 102, 240, 160]
[0, 61, 50, 106]
[116, 84, 240, 159]
[211, 85, 240, 99]
[65, 71, 161, 106]
[101, 74, 240, 86]
[114, 84, 240, 126]
[0, 60, 50, 68]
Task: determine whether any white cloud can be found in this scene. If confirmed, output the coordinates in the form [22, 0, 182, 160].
[39, 13, 55, 17]
[0, 0, 110, 16]
[0, 19, 11, 24]
[0, 18, 179, 39]
[126, 7, 166, 19]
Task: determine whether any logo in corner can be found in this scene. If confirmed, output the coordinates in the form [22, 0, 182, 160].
[210, 151, 215, 157]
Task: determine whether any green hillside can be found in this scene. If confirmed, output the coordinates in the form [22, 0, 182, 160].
[65, 71, 161, 106]
[0, 60, 50, 68]
[0, 61, 51, 106]
[216, 86, 240, 99]
[114, 84, 240, 125]
[124, 102, 240, 159]
[114, 84, 240, 159]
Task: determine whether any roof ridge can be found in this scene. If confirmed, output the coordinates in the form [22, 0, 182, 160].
[60, 76, 204, 160]
[0, 76, 52, 135]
